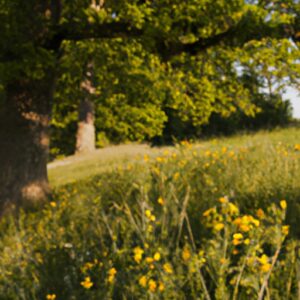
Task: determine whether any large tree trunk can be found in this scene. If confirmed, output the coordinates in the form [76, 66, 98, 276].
[0, 76, 54, 213]
[76, 99, 96, 154]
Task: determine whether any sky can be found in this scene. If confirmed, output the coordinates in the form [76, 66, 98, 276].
[285, 87, 300, 119]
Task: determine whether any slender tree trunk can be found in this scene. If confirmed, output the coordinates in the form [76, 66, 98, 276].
[76, 99, 96, 154]
[75, 65, 96, 154]
[0, 76, 54, 213]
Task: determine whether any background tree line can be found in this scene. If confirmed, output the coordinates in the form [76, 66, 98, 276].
[51, 36, 297, 158]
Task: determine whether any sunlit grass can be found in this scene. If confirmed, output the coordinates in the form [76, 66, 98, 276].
[1, 126, 300, 299]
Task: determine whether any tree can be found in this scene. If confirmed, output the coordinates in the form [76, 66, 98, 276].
[76, 63, 96, 154]
[0, 0, 299, 212]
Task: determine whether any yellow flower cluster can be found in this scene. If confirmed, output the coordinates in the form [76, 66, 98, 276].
[163, 263, 173, 274]
[182, 247, 191, 261]
[282, 225, 289, 235]
[153, 252, 161, 261]
[256, 208, 265, 219]
[139, 275, 147, 287]
[232, 233, 250, 246]
[145, 210, 156, 222]
[233, 215, 260, 232]
[81, 276, 93, 289]
[157, 197, 164, 205]
[218, 196, 228, 204]
[139, 277, 165, 293]
[214, 223, 225, 231]
[148, 279, 157, 292]
[108, 267, 117, 283]
[257, 254, 272, 273]
[133, 246, 144, 263]
[202, 207, 216, 217]
[46, 294, 56, 300]
[280, 200, 287, 210]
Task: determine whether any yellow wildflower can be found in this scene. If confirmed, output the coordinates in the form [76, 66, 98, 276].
[163, 263, 173, 274]
[240, 225, 250, 232]
[148, 279, 157, 292]
[81, 277, 93, 289]
[139, 276, 147, 287]
[258, 254, 269, 265]
[214, 223, 225, 231]
[150, 215, 156, 222]
[146, 257, 154, 264]
[233, 217, 242, 225]
[237, 217, 253, 231]
[144, 154, 149, 162]
[82, 262, 93, 273]
[233, 239, 242, 246]
[244, 239, 250, 245]
[145, 210, 156, 222]
[220, 258, 227, 264]
[133, 247, 144, 263]
[280, 200, 287, 210]
[182, 247, 191, 261]
[294, 144, 300, 151]
[159, 282, 165, 292]
[205, 150, 211, 157]
[228, 203, 239, 215]
[202, 207, 215, 217]
[229, 151, 235, 157]
[282, 225, 289, 235]
[108, 268, 117, 283]
[109, 268, 117, 276]
[157, 197, 164, 205]
[49, 202, 56, 208]
[154, 252, 161, 261]
[233, 233, 243, 240]
[156, 156, 164, 163]
[46, 295, 56, 300]
[219, 196, 228, 204]
[261, 263, 272, 273]
[256, 208, 265, 219]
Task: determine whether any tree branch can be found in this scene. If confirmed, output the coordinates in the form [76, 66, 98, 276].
[162, 13, 293, 58]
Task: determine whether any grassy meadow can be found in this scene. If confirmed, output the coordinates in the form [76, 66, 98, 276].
[1, 127, 300, 299]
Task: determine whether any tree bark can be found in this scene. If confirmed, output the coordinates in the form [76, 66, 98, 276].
[76, 98, 96, 154]
[0, 76, 54, 213]
[75, 68, 96, 155]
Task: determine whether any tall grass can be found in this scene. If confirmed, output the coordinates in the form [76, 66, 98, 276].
[0, 128, 300, 299]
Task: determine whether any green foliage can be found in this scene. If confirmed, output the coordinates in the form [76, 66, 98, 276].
[201, 94, 292, 137]
[52, 35, 299, 154]
[4, 1, 296, 155]
[1, 128, 300, 298]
